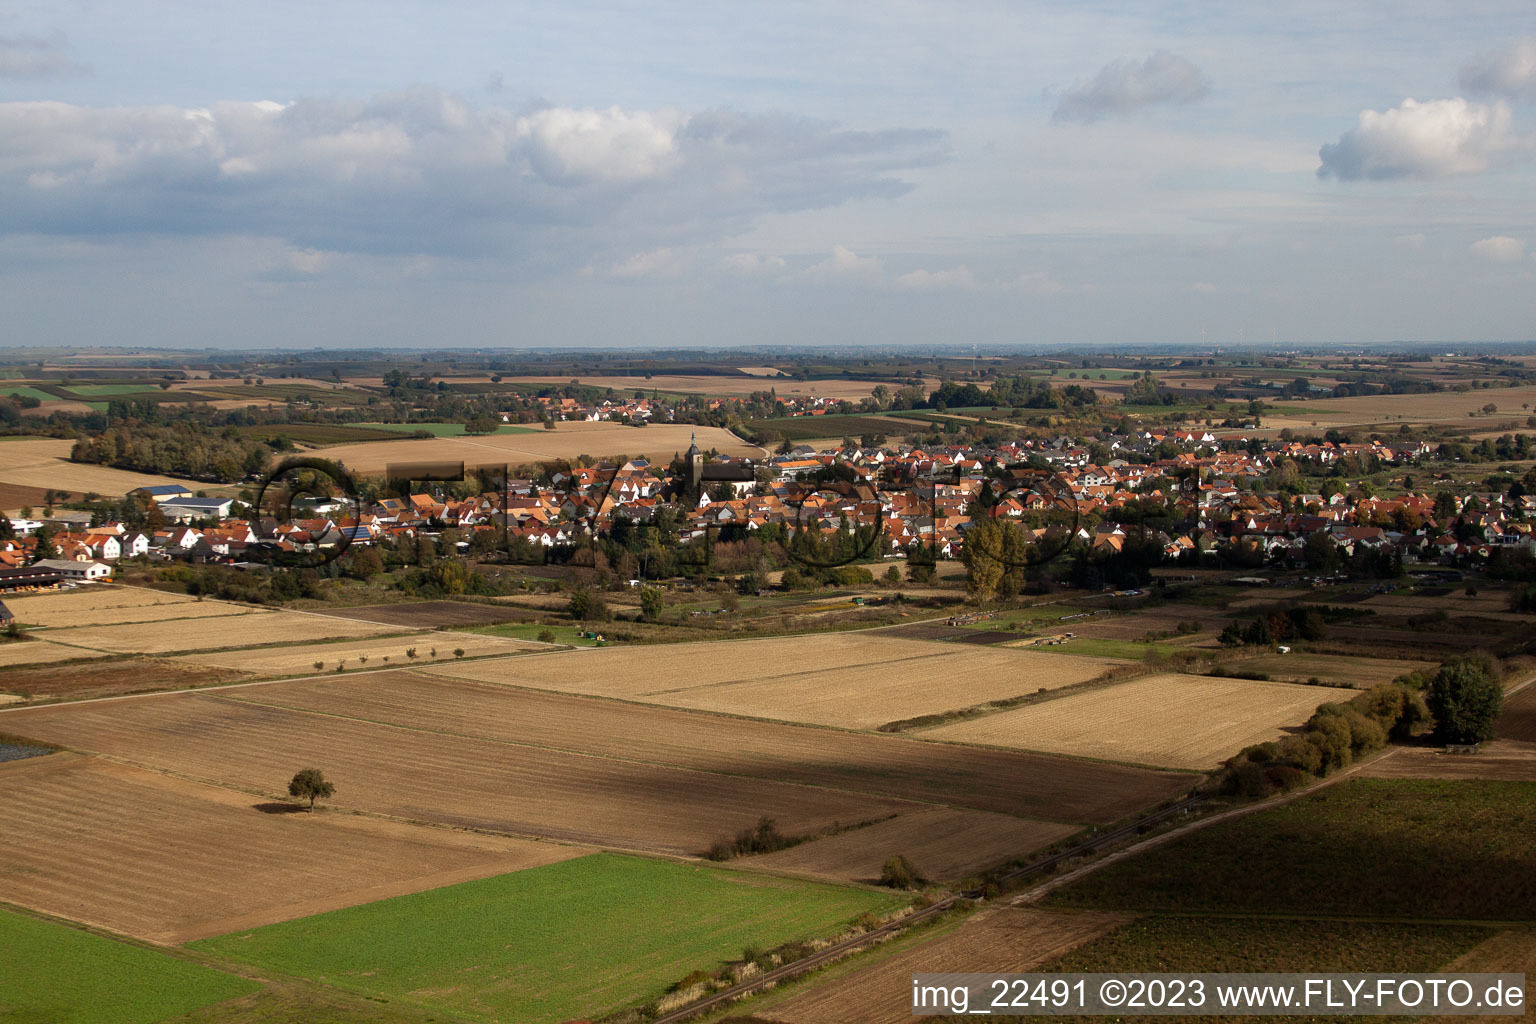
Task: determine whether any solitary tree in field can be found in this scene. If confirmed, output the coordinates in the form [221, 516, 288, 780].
[1427, 654, 1504, 744]
[288, 768, 335, 811]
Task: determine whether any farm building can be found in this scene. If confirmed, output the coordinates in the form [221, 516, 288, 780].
[32, 559, 112, 581]
[0, 567, 65, 591]
[130, 484, 195, 502]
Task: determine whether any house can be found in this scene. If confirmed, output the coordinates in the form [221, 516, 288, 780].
[32, 559, 112, 581]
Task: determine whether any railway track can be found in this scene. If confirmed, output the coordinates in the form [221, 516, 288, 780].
[651, 793, 1204, 1024]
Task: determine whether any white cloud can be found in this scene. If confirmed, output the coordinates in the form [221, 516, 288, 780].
[516, 106, 683, 184]
[1469, 235, 1525, 261]
[1010, 271, 1065, 296]
[895, 264, 976, 290]
[1188, 281, 1218, 294]
[1052, 51, 1209, 124]
[805, 244, 883, 282]
[1460, 37, 1536, 103]
[609, 247, 684, 278]
[0, 33, 87, 79]
[1394, 232, 1427, 250]
[0, 90, 945, 267]
[1317, 97, 1522, 180]
[721, 251, 786, 273]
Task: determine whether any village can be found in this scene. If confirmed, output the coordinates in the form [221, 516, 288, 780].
[3, 419, 1528, 589]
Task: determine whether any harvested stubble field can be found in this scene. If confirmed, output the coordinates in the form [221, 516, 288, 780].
[0, 754, 574, 943]
[0, 690, 915, 856]
[312, 599, 528, 628]
[921, 673, 1333, 770]
[432, 634, 1125, 730]
[0, 437, 193, 495]
[746, 807, 1078, 885]
[5, 591, 261, 629]
[172, 632, 540, 677]
[0, 637, 107, 668]
[1262, 383, 1536, 430]
[42, 610, 405, 655]
[316, 421, 759, 472]
[226, 671, 1188, 824]
[1363, 591, 1532, 623]
[760, 907, 1132, 1024]
[0, 657, 246, 701]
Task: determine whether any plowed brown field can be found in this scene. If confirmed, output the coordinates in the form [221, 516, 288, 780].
[0, 690, 912, 855]
[745, 808, 1077, 884]
[224, 671, 1188, 823]
[0, 754, 578, 943]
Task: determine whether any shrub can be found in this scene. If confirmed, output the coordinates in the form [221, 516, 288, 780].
[536, 628, 557, 644]
[878, 854, 926, 890]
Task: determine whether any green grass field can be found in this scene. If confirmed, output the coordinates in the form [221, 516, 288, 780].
[0, 908, 257, 1024]
[356, 421, 539, 437]
[0, 385, 59, 402]
[192, 854, 907, 1024]
[1046, 779, 1536, 920]
[1037, 636, 1156, 660]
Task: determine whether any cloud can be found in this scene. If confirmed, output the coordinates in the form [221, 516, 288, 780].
[1011, 270, 1065, 296]
[805, 244, 883, 282]
[1394, 232, 1427, 250]
[721, 251, 786, 273]
[609, 247, 684, 278]
[0, 32, 87, 79]
[1052, 51, 1210, 124]
[895, 264, 976, 290]
[1469, 235, 1525, 261]
[1316, 97, 1522, 180]
[1460, 37, 1536, 103]
[0, 89, 945, 268]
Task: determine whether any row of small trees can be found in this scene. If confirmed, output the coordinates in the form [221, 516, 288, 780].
[1223, 653, 1504, 798]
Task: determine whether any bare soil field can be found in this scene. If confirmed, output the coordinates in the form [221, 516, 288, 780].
[760, 907, 1132, 1024]
[316, 421, 760, 472]
[1070, 609, 1227, 642]
[0, 437, 194, 496]
[921, 673, 1332, 770]
[1362, 683, 1536, 782]
[0, 753, 576, 943]
[1363, 591, 1531, 624]
[41, 611, 404, 655]
[0, 657, 246, 702]
[0, 638, 106, 669]
[224, 671, 1189, 823]
[0, 480, 53, 514]
[0, 690, 914, 856]
[746, 808, 1077, 885]
[1231, 653, 1433, 688]
[312, 600, 526, 628]
[173, 632, 540, 677]
[6, 591, 258, 629]
[431, 634, 1124, 730]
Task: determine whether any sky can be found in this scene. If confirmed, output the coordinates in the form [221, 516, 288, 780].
[1, 1, 1535, 351]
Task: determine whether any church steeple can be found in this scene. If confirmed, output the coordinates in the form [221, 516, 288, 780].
[686, 432, 703, 489]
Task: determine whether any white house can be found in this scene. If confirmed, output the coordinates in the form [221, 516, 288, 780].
[33, 559, 113, 580]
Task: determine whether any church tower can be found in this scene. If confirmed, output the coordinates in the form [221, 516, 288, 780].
[686, 432, 703, 490]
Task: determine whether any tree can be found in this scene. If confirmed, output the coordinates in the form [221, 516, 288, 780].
[1426, 654, 1504, 744]
[639, 586, 664, 622]
[288, 768, 335, 810]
